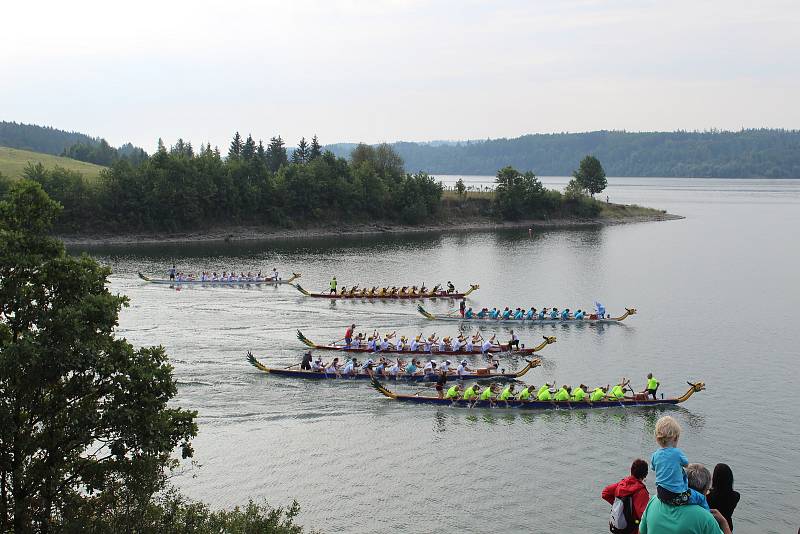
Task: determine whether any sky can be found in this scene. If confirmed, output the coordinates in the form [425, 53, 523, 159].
[2, 0, 799, 152]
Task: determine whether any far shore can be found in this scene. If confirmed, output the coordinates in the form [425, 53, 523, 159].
[59, 209, 683, 247]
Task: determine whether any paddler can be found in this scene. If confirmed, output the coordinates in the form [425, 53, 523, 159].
[498, 383, 515, 402]
[561, 308, 570, 320]
[445, 383, 462, 400]
[465, 307, 474, 319]
[610, 378, 630, 400]
[525, 307, 536, 320]
[572, 384, 587, 402]
[463, 383, 481, 401]
[410, 335, 421, 352]
[644, 373, 659, 399]
[502, 307, 511, 320]
[590, 386, 607, 402]
[507, 330, 520, 350]
[554, 385, 571, 401]
[447, 281, 455, 293]
[538, 308, 547, 320]
[476, 307, 488, 319]
[168, 265, 176, 280]
[405, 358, 420, 376]
[537, 383, 552, 401]
[479, 383, 497, 403]
[489, 307, 499, 319]
[456, 359, 470, 378]
[518, 384, 534, 401]
[329, 276, 337, 294]
[480, 335, 494, 355]
[550, 307, 559, 320]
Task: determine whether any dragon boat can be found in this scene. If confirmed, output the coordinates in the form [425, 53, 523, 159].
[246, 352, 541, 382]
[371, 380, 705, 410]
[417, 305, 637, 324]
[296, 330, 556, 356]
[138, 272, 300, 285]
[291, 283, 479, 300]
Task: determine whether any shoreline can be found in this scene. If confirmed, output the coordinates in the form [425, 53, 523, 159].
[60, 212, 683, 247]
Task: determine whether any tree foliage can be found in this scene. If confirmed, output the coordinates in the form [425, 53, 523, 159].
[573, 155, 607, 195]
[0, 181, 198, 531]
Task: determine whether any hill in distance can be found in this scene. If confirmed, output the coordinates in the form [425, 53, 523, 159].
[0, 146, 106, 180]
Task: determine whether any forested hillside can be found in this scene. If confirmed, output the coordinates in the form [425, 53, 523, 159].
[0, 121, 147, 165]
[328, 129, 800, 178]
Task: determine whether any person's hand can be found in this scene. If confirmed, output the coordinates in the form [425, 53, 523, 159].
[710, 509, 731, 534]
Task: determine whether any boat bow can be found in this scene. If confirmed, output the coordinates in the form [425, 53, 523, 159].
[611, 307, 637, 321]
[247, 351, 271, 372]
[296, 330, 319, 349]
[675, 381, 706, 403]
[513, 357, 543, 377]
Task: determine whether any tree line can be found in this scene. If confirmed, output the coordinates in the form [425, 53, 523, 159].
[327, 129, 800, 178]
[0, 133, 445, 232]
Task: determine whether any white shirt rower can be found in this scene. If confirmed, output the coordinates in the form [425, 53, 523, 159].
[395, 338, 404, 351]
[311, 359, 323, 371]
[441, 360, 452, 373]
[451, 339, 462, 352]
[438, 340, 446, 352]
[481, 339, 492, 353]
[341, 360, 355, 375]
[367, 338, 377, 351]
[272, 268, 279, 280]
[388, 362, 401, 376]
[380, 338, 390, 351]
[423, 360, 436, 373]
[410, 339, 419, 351]
[466, 339, 474, 352]
[457, 360, 469, 378]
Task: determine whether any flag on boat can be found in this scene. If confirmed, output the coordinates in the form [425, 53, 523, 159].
[594, 301, 606, 317]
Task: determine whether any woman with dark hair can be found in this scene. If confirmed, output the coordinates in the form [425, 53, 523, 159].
[707, 463, 740, 531]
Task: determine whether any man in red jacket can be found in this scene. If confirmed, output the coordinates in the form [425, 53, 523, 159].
[602, 458, 650, 533]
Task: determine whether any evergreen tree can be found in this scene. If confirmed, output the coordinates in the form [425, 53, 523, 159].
[308, 135, 322, 161]
[257, 140, 267, 166]
[228, 131, 243, 160]
[157, 138, 167, 154]
[266, 136, 288, 172]
[242, 134, 257, 161]
[292, 137, 308, 164]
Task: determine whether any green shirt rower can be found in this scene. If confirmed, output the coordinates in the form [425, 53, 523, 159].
[647, 376, 659, 390]
[499, 385, 513, 401]
[610, 384, 625, 399]
[518, 386, 532, 400]
[537, 385, 551, 401]
[572, 386, 586, 402]
[554, 387, 570, 401]
[445, 385, 460, 400]
[590, 387, 606, 402]
[463, 385, 479, 400]
[480, 387, 494, 401]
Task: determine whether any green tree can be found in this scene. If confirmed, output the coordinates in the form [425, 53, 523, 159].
[0, 180, 198, 531]
[242, 134, 257, 161]
[228, 132, 243, 160]
[572, 155, 607, 196]
[563, 178, 586, 200]
[267, 136, 288, 172]
[455, 178, 466, 197]
[308, 135, 322, 161]
[493, 166, 545, 220]
[292, 137, 308, 164]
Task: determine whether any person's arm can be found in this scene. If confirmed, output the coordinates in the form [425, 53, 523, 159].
[709, 509, 731, 534]
[679, 449, 689, 467]
[600, 482, 617, 504]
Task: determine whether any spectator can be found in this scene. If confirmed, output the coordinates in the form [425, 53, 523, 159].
[602, 458, 650, 533]
[707, 463, 740, 531]
[639, 463, 732, 534]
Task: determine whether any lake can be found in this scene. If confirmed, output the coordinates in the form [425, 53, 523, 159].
[73, 177, 800, 533]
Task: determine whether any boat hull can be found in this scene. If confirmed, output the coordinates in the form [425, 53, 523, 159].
[139, 272, 297, 285]
[304, 344, 536, 355]
[255, 366, 523, 382]
[379, 395, 682, 409]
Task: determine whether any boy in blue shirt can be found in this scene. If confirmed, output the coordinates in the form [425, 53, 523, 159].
[651, 416, 710, 509]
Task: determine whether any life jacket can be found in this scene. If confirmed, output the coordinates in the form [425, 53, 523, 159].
[609, 494, 636, 534]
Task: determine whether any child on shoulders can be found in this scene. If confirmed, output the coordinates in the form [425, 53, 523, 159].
[651, 415, 710, 509]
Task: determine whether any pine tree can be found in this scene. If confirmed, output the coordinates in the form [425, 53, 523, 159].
[266, 136, 288, 172]
[308, 134, 322, 161]
[256, 140, 267, 166]
[157, 138, 167, 154]
[242, 134, 256, 161]
[228, 131, 243, 160]
[292, 137, 308, 164]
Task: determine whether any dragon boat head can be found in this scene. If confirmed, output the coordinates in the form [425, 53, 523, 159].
[542, 335, 557, 344]
[687, 380, 706, 393]
[625, 307, 637, 315]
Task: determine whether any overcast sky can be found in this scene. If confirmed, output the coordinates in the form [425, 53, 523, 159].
[2, 0, 798, 151]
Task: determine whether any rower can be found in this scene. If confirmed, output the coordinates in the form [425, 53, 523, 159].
[447, 281, 455, 293]
[508, 330, 520, 350]
[325, 357, 341, 376]
[502, 307, 511, 320]
[480, 336, 493, 355]
[329, 276, 337, 294]
[463, 383, 481, 401]
[465, 335, 475, 353]
[574, 309, 585, 320]
[476, 308, 488, 319]
[440, 359, 453, 374]
[438, 337, 447, 353]
[168, 265, 176, 280]
[341, 358, 358, 376]
[362, 359, 375, 378]
[367, 336, 377, 352]
[311, 356, 324, 372]
[457, 359, 470, 379]
[538, 308, 547, 320]
[374, 358, 387, 377]
[480, 383, 497, 402]
[561, 308, 570, 320]
[300, 351, 313, 371]
[554, 385, 571, 401]
[489, 307, 499, 319]
[395, 336, 405, 351]
[550, 308, 559, 320]
[572, 384, 587, 402]
[514, 308, 524, 320]
[405, 358, 419, 375]
[272, 267, 279, 280]
[465, 307, 474, 319]
[445, 383, 462, 400]
[423, 360, 438, 377]
[388, 359, 402, 378]
[499, 383, 515, 401]
[537, 383, 552, 401]
[645, 373, 659, 399]
[518, 384, 533, 401]
[610, 379, 629, 400]
[410, 335, 421, 352]
[525, 307, 535, 320]
[380, 336, 391, 351]
[590, 386, 607, 402]
[451, 336, 462, 352]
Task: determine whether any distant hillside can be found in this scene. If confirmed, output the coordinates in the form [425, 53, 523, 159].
[0, 121, 146, 165]
[0, 147, 106, 179]
[327, 129, 800, 178]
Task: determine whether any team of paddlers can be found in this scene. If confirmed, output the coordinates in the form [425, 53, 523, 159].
[331, 328, 522, 353]
[167, 265, 282, 282]
[460, 303, 607, 320]
[326, 277, 458, 297]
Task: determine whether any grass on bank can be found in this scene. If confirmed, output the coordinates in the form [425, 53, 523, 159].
[0, 146, 106, 180]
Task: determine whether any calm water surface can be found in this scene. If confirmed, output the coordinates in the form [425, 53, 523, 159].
[74, 178, 800, 533]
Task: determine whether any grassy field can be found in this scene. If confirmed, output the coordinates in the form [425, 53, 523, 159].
[0, 146, 106, 180]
